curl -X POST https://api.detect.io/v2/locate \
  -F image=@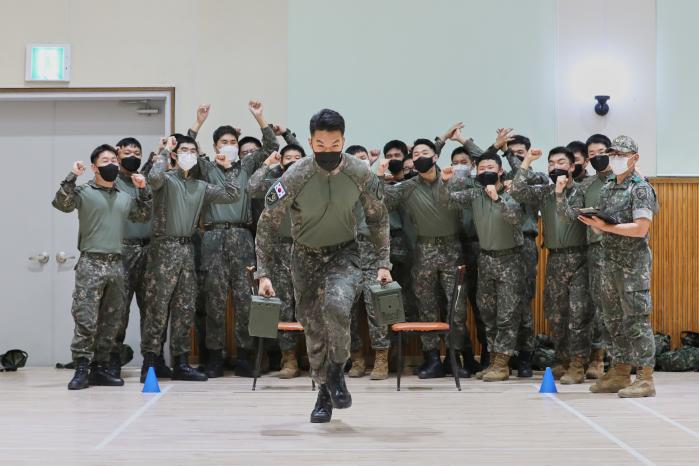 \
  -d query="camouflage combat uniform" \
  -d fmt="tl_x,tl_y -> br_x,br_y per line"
52,172 -> 151,362
141,151 -> 240,358
256,155 -> 390,384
